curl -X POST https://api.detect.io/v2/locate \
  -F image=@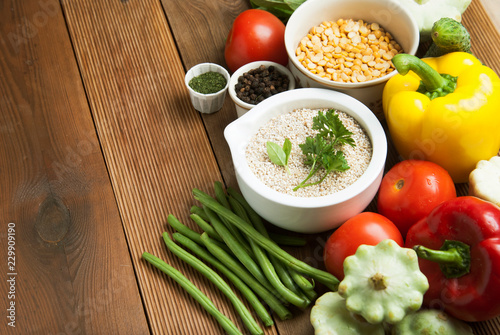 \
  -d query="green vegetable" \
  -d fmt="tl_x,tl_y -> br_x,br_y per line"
203,205 -> 271,291
226,186 -> 307,247
171,232 -> 275,326
167,214 -> 231,254
190,205 -> 210,221
214,181 -> 254,257
193,187 -> 340,291
392,309 -> 474,335
310,292 -> 386,335
188,71 -> 227,94
268,232 -> 307,247
161,232 -> 263,335
338,239 -> 429,324
190,213 -> 223,242
142,252 -> 243,335
424,18 -> 471,58
249,0 -> 305,21
266,138 -> 292,174
313,109 -> 356,147
227,187 -> 316,299
294,109 -> 354,191
228,196 -> 310,308
199,232 -> 293,320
